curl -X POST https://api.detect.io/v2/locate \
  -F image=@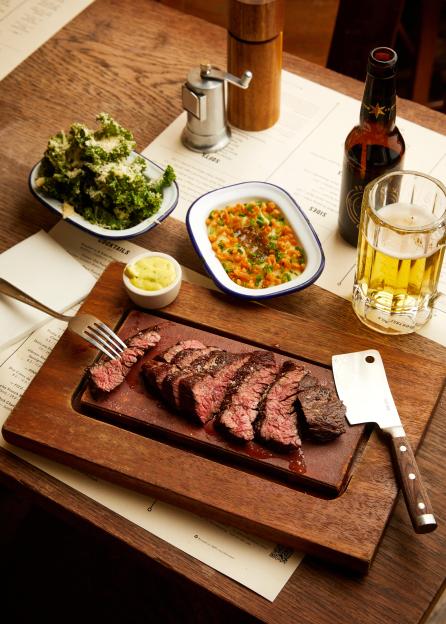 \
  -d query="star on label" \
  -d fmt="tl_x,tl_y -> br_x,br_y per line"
369,103 -> 386,118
